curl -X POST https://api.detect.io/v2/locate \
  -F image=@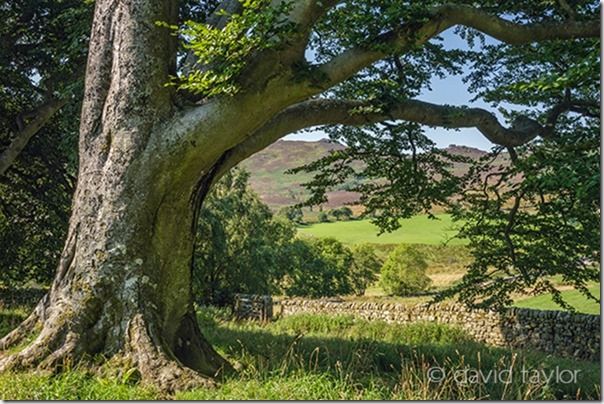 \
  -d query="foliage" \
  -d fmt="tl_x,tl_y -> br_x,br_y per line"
291,123 -> 466,233
194,168 -> 296,305
277,205 -> 304,224
329,206 -> 353,221
282,237 -> 353,298
0,125 -> 76,287
0,0 -> 599,320
194,169 -> 366,303
0,1 -> 91,287
317,211 -> 329,223
173,0 -> 295,97
292,1 -> 600,309
434,35 -> 601,311
349,244 -> 382,296
380,245 -> 431,296
0,1 -> 91,109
